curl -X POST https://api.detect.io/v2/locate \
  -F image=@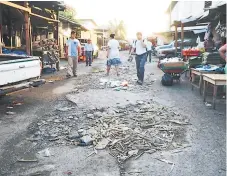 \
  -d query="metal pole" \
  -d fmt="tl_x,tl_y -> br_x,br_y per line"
175,24 -> 178,55
103,28 -> 104,46
181,23 -> 184,53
